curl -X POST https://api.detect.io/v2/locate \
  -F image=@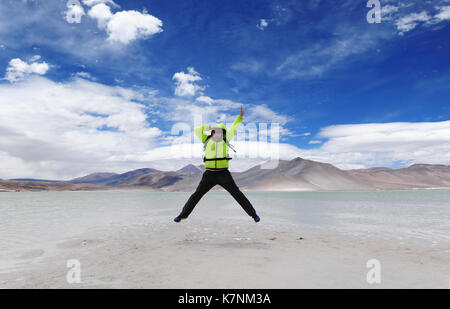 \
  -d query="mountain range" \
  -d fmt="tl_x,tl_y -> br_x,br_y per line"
1,157 -> 450,192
